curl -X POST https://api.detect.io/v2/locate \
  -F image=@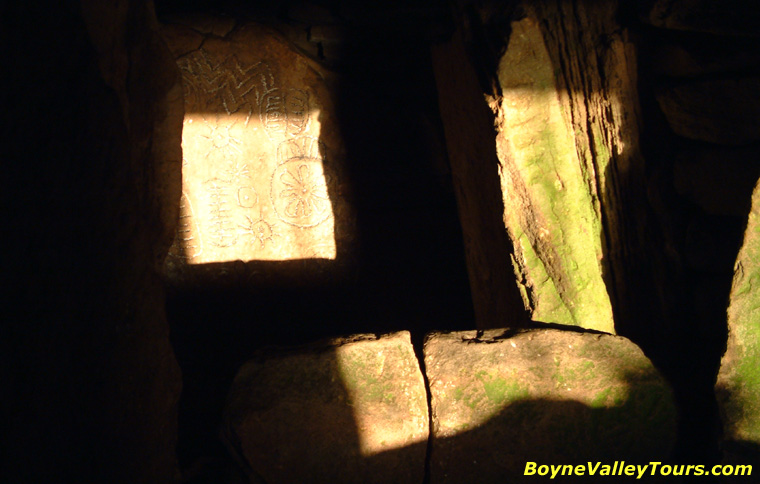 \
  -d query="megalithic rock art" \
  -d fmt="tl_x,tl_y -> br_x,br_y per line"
161,19 -> 356,285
